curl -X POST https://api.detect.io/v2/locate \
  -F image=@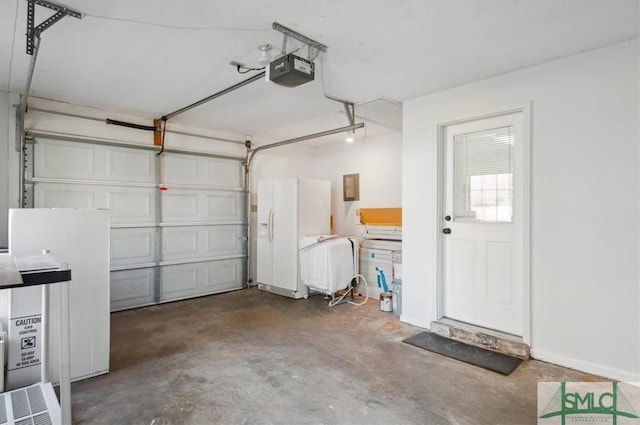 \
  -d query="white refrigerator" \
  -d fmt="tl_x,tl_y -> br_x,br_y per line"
257,178 -> 330,299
